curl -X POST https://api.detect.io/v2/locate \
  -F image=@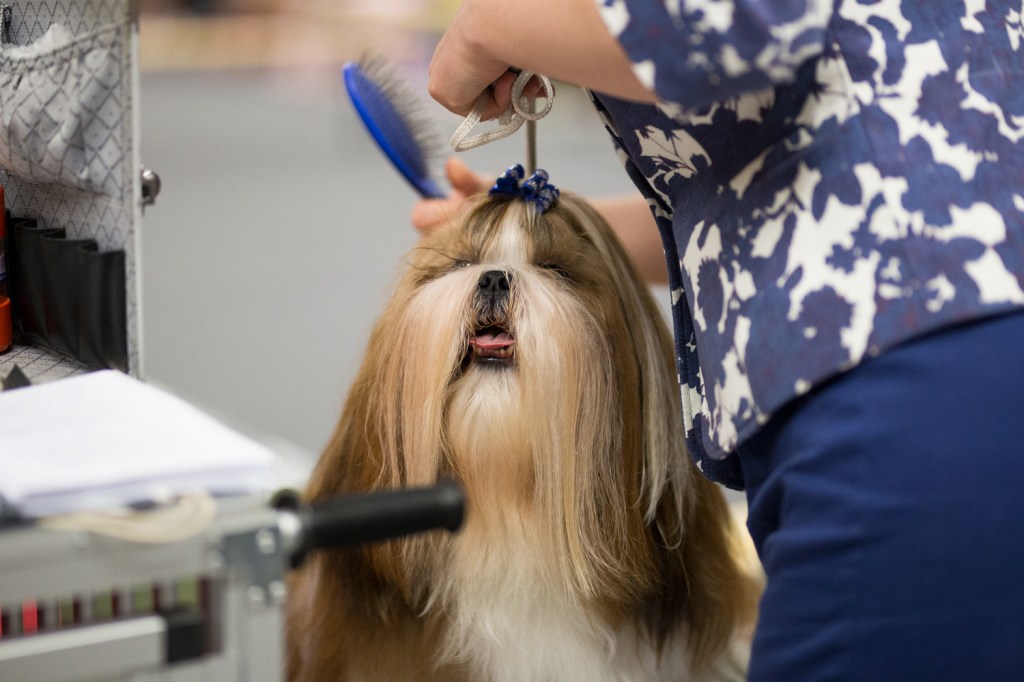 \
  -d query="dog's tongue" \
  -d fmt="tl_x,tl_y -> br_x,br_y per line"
472,330 -> 514,350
